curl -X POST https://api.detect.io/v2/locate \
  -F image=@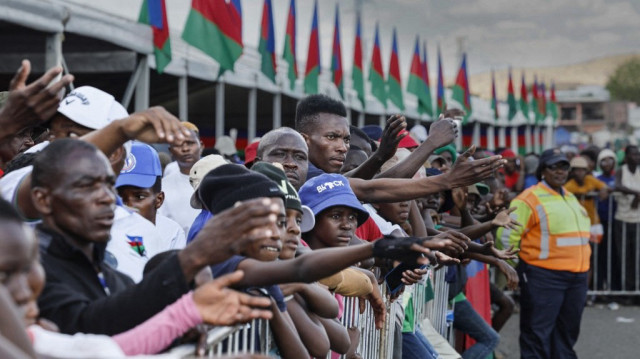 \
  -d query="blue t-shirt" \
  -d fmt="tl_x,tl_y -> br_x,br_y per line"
596,173 -> 616,223
306,162 -> 325,181
186,209 -> 212,244
523,174 -> 538,190
210,255 -> 287,312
